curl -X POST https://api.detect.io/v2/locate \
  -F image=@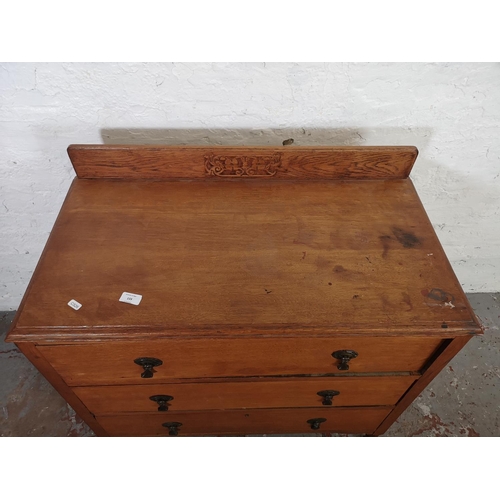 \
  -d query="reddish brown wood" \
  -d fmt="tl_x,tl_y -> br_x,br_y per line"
37,337 -> 443,386
372,336 -> 473,436
67,145 -> 419,180
15,342 -> 108,437
7,178 -> 481,342
74,375 -> 419,414
6,144 -> 481,437
97,406 -> 392,436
